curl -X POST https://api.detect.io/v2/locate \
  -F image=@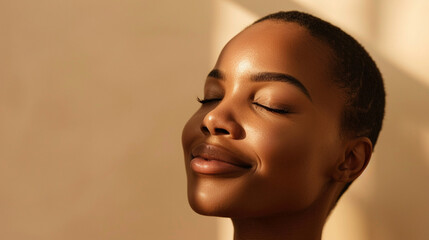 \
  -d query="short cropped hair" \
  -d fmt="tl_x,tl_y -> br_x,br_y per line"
254,11 -> 385,199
